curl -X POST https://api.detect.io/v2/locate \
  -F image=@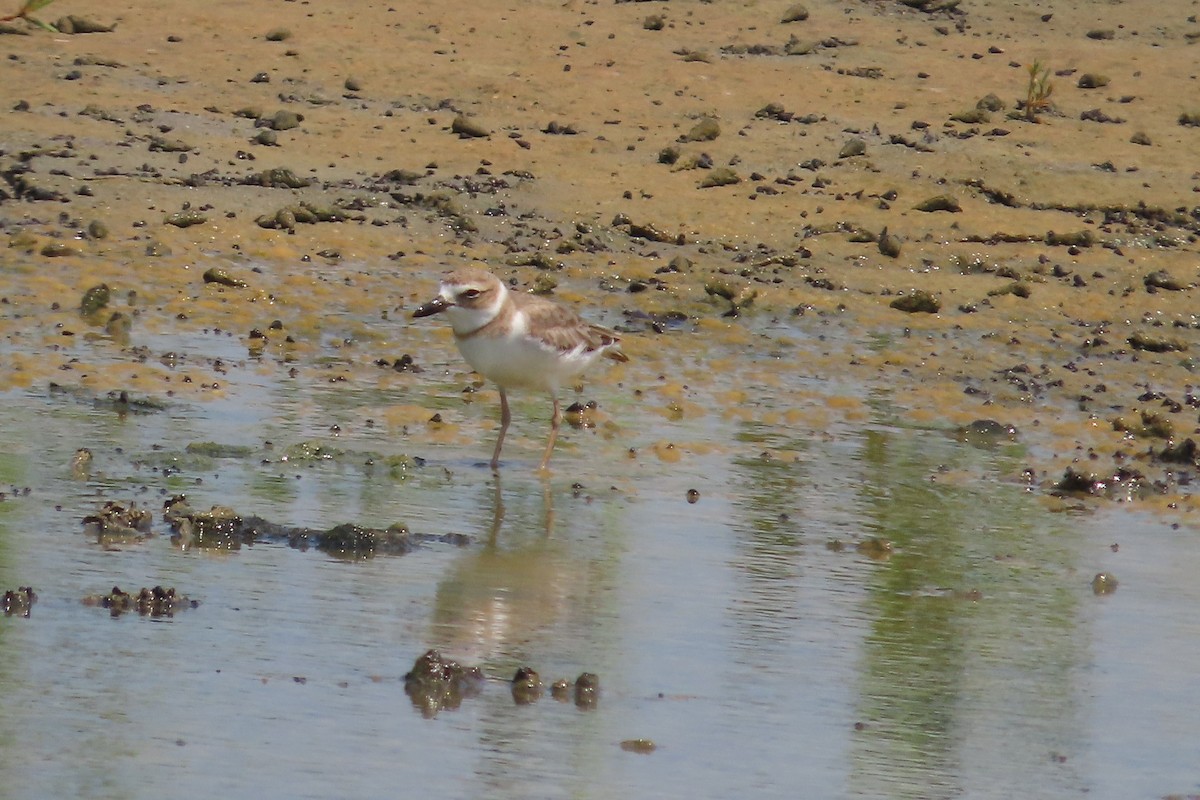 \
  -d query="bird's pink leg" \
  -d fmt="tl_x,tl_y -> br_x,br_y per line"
490,387 -> 511,470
